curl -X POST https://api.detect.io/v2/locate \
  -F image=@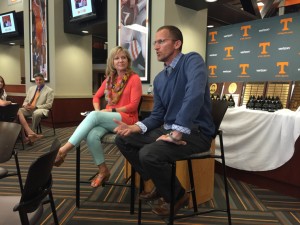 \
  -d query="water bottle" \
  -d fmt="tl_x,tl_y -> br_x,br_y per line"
147,84 -> 153,95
